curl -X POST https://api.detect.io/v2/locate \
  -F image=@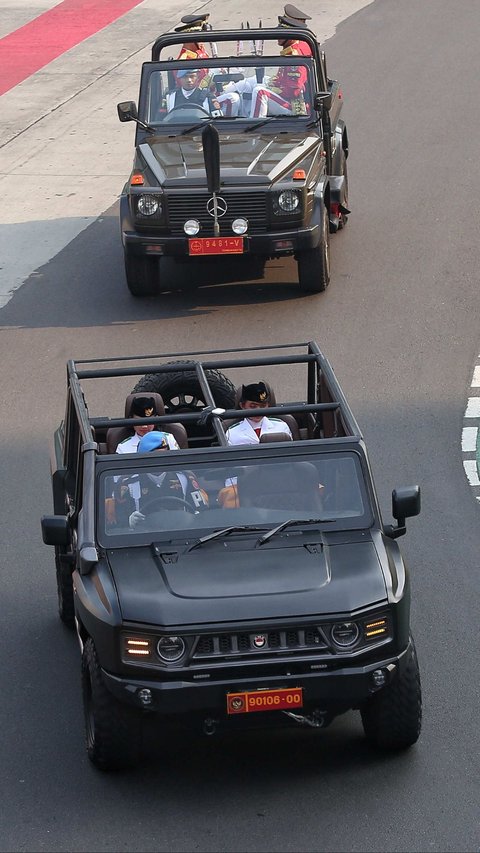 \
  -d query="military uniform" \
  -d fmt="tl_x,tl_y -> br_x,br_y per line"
139,470 -> 208,512
226,417 -> 293,445
247,12 -> 311,118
